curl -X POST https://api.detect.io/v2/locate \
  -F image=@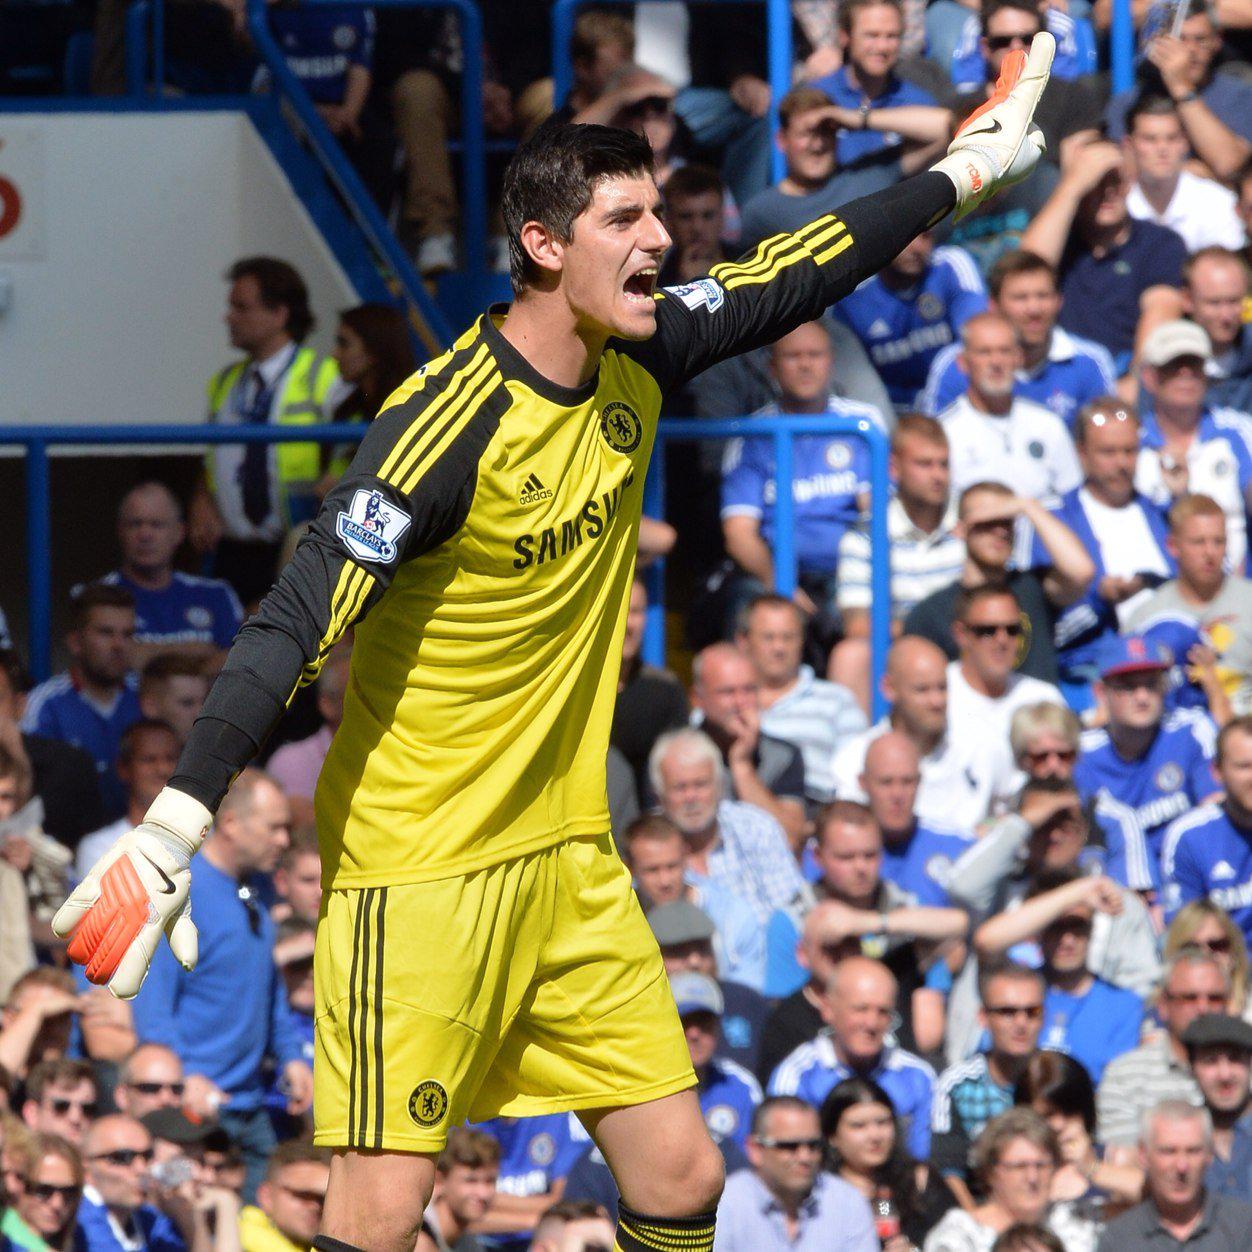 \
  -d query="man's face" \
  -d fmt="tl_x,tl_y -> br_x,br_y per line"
825,968 -> 895,1064
0,667 -> 23,724
842,3 -> 903,80
660,939 -> 717,978
86,1124 -> 154,1213
1220,728 -> 1252,815
742,604 -> 804,690
1144,357 -> 1208,414
665,190 -> 723,254
552,1216 -> 617,1251
261,1161 -> 329,1246
884,652 -> 948,741
995,270 -> 1060,352
234,781 -> 292,875
275,850 -> 323,923
630,835 -> 686,905
1018,731 -> 1077,781
962,321 -> 1021,401
1174,13 -> 1220,85
437,1162 -> 498,1228
1127,112 -> 1189,183
70,607 -> 135,687
554,174 -> 671,343
119,728 -> 179,813
1171,513 -> 1227,593
120,1050 -> 184,1120
1040,908 -> 1092,976
118,489 -> 183,575
282,955 -> 315,1015
225,275 -> 288,355
1192,1044 -> 1252,1115
658,752 -> 721,835
892,433 -> 950,512
779,109 -> 838,186
960,490 -> 1015,569
887,232 -> 934,283
1142,1116 -> 1211,1210
141,675 -> 209,743
982,7 -> 1041,78
1079,415 -> 1140,507
981,974 -> 1045,1059
813,822 -> 881,904
27,1079 -> 97,1145
694,653 -> 760,734
1025,803 -> 1086,873
955,594 -> 1023,687
1160,964 -> 1230,1040
622,580 -> 647,665
1099,670 -> 1167,734
1186,256 -> 1248,353
770,323 -> 834,410
0,776 -> 20,821
860,750 -> 920,834
16,1153 -> 79,1241
1077,161 -> 1130,233
575,38 -> 632,96
749,1105 -> 824,1200
682,1009 -> 720,1069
